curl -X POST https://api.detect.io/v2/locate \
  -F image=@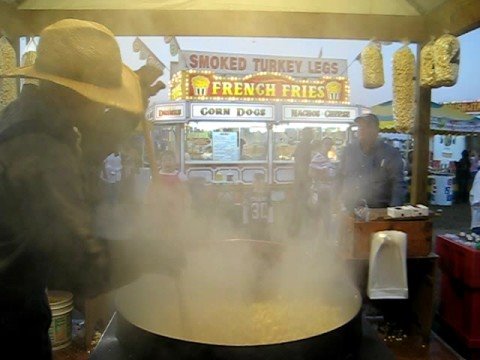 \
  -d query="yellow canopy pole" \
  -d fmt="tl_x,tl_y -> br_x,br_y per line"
141,119 -> 160,184
411,44 -> 431,205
